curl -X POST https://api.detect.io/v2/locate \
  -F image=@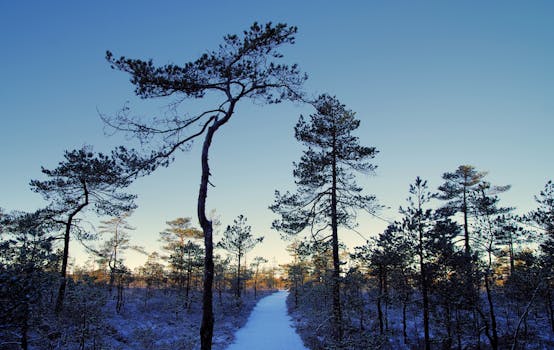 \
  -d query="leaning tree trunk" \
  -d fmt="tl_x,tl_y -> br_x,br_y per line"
199,108 -> 234,350
55,185 -> 88,314
198,122 -> 216,350
55,218 -> 74,314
